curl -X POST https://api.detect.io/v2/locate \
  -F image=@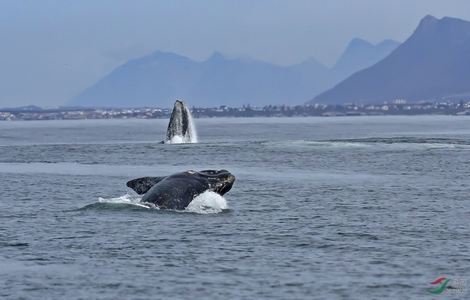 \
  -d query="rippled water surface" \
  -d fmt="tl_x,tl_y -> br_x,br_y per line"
1,116 -> 469,299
